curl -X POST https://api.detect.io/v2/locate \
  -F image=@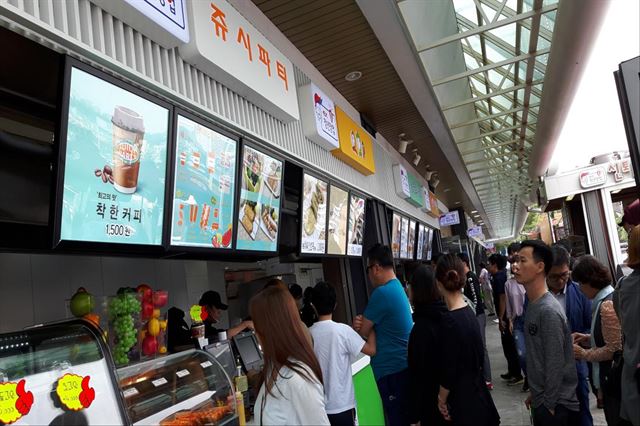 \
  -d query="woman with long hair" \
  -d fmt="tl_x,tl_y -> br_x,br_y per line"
614,225 -> 640,426
571,255 -> 628,426
407,264 -> 448,426
435,255 -> 499,426
250,286 -> 329,425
